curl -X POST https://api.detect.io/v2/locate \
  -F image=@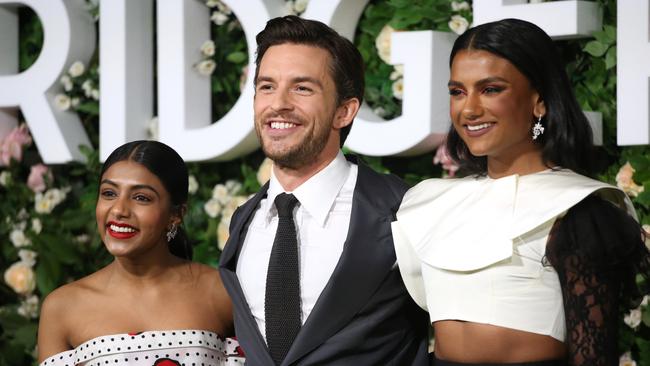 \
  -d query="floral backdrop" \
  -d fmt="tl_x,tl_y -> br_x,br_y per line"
0,0 -> 648,365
